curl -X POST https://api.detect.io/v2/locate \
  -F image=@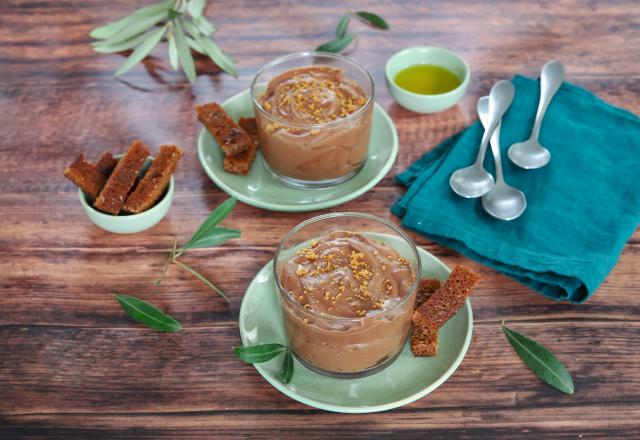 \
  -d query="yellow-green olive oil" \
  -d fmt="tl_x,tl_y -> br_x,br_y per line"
394,64 -> 461,95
